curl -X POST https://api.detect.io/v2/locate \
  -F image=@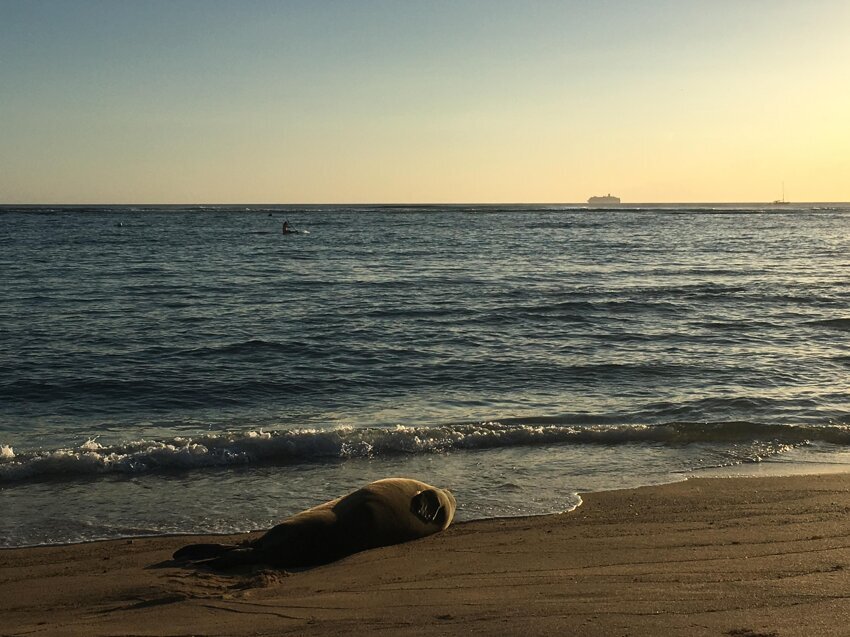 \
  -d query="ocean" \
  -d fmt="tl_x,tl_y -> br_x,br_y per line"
2,203 -> 849,548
